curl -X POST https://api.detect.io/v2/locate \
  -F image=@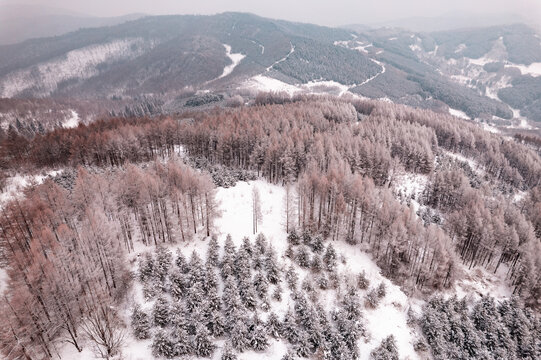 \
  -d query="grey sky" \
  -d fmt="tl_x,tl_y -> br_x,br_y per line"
2,0 -> 540,27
